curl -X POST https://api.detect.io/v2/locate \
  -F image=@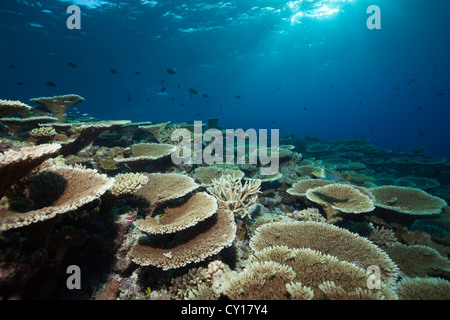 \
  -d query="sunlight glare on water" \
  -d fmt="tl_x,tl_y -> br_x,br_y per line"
287,0 -> 354,24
